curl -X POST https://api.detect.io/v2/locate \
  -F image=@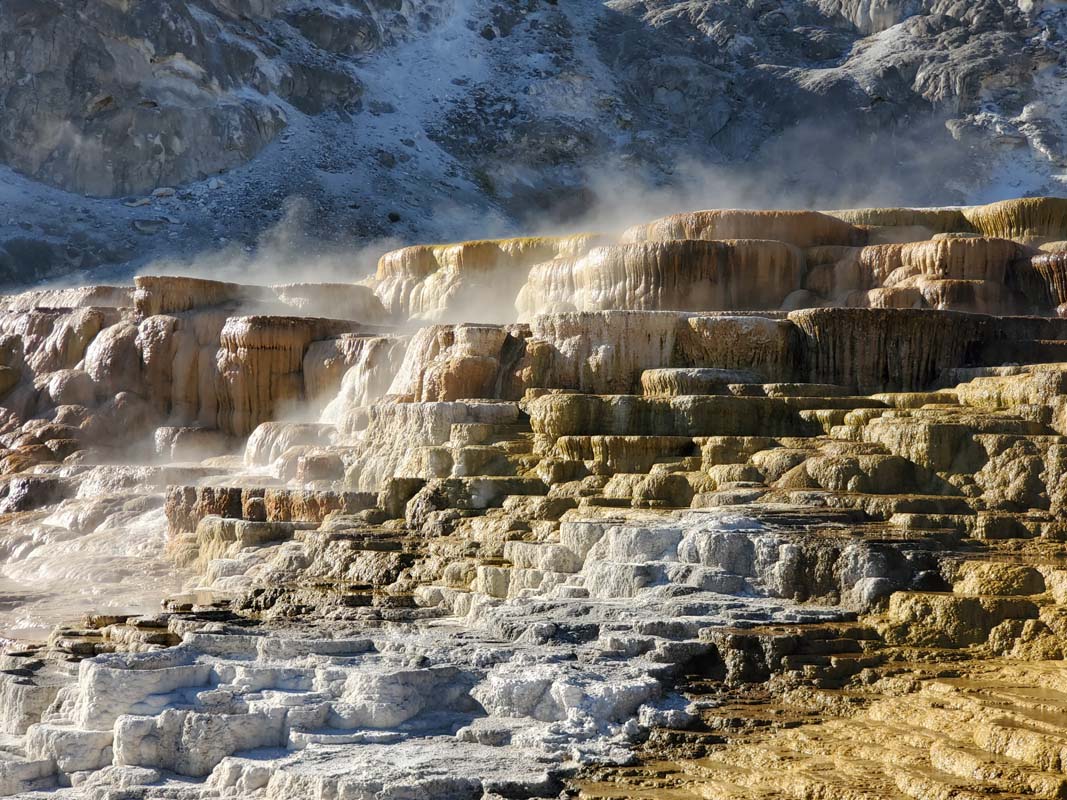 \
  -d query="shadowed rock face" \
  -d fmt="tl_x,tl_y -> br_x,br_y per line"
0,0 -> 447,197
0,0 -> 286,197
4,199 -> 1067,798
3,0 -> 1054,198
